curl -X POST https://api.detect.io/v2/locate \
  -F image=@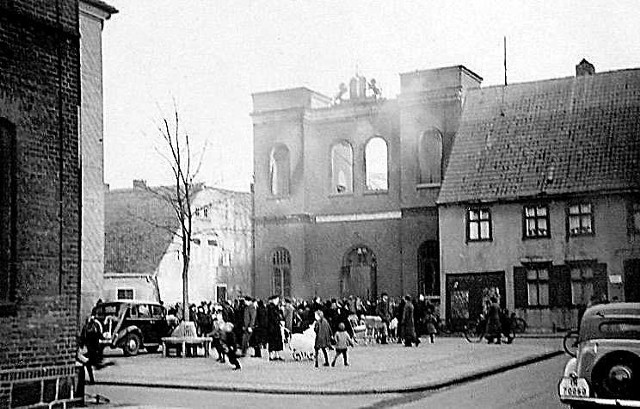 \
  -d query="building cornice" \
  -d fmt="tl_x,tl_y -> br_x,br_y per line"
398,86 -> 463,108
